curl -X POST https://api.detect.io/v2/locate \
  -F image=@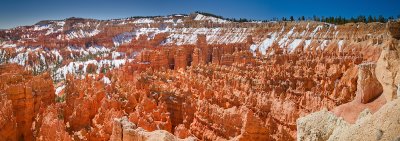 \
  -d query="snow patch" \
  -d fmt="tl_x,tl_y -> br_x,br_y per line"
66,29 -> 101,40
54,59 -> 132,81
102,77 -> 111,84
2,44 -> 17,48
256,32 -> 277,55
133,18 -> 154,24
55,85 -> 65,95
288,39 -> 302,52
304,40 -> 312,49
194,14 -> 228,23
310,25 -> 323,37
113,32 -> 135,46
338,40 -> 344,52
